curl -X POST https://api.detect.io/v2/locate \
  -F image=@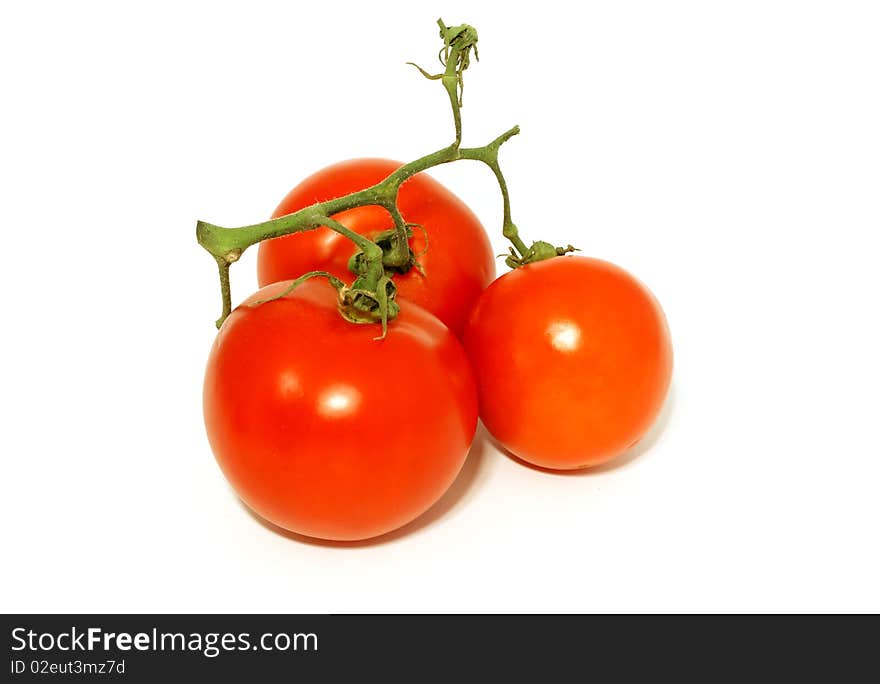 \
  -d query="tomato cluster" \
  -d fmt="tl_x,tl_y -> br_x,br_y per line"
204,161 -> 672,541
